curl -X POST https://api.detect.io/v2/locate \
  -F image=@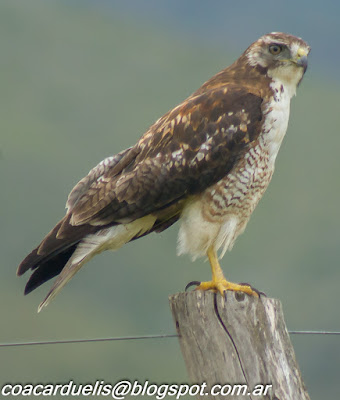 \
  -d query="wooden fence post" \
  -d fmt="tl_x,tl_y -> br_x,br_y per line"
169,291 -> 310,400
